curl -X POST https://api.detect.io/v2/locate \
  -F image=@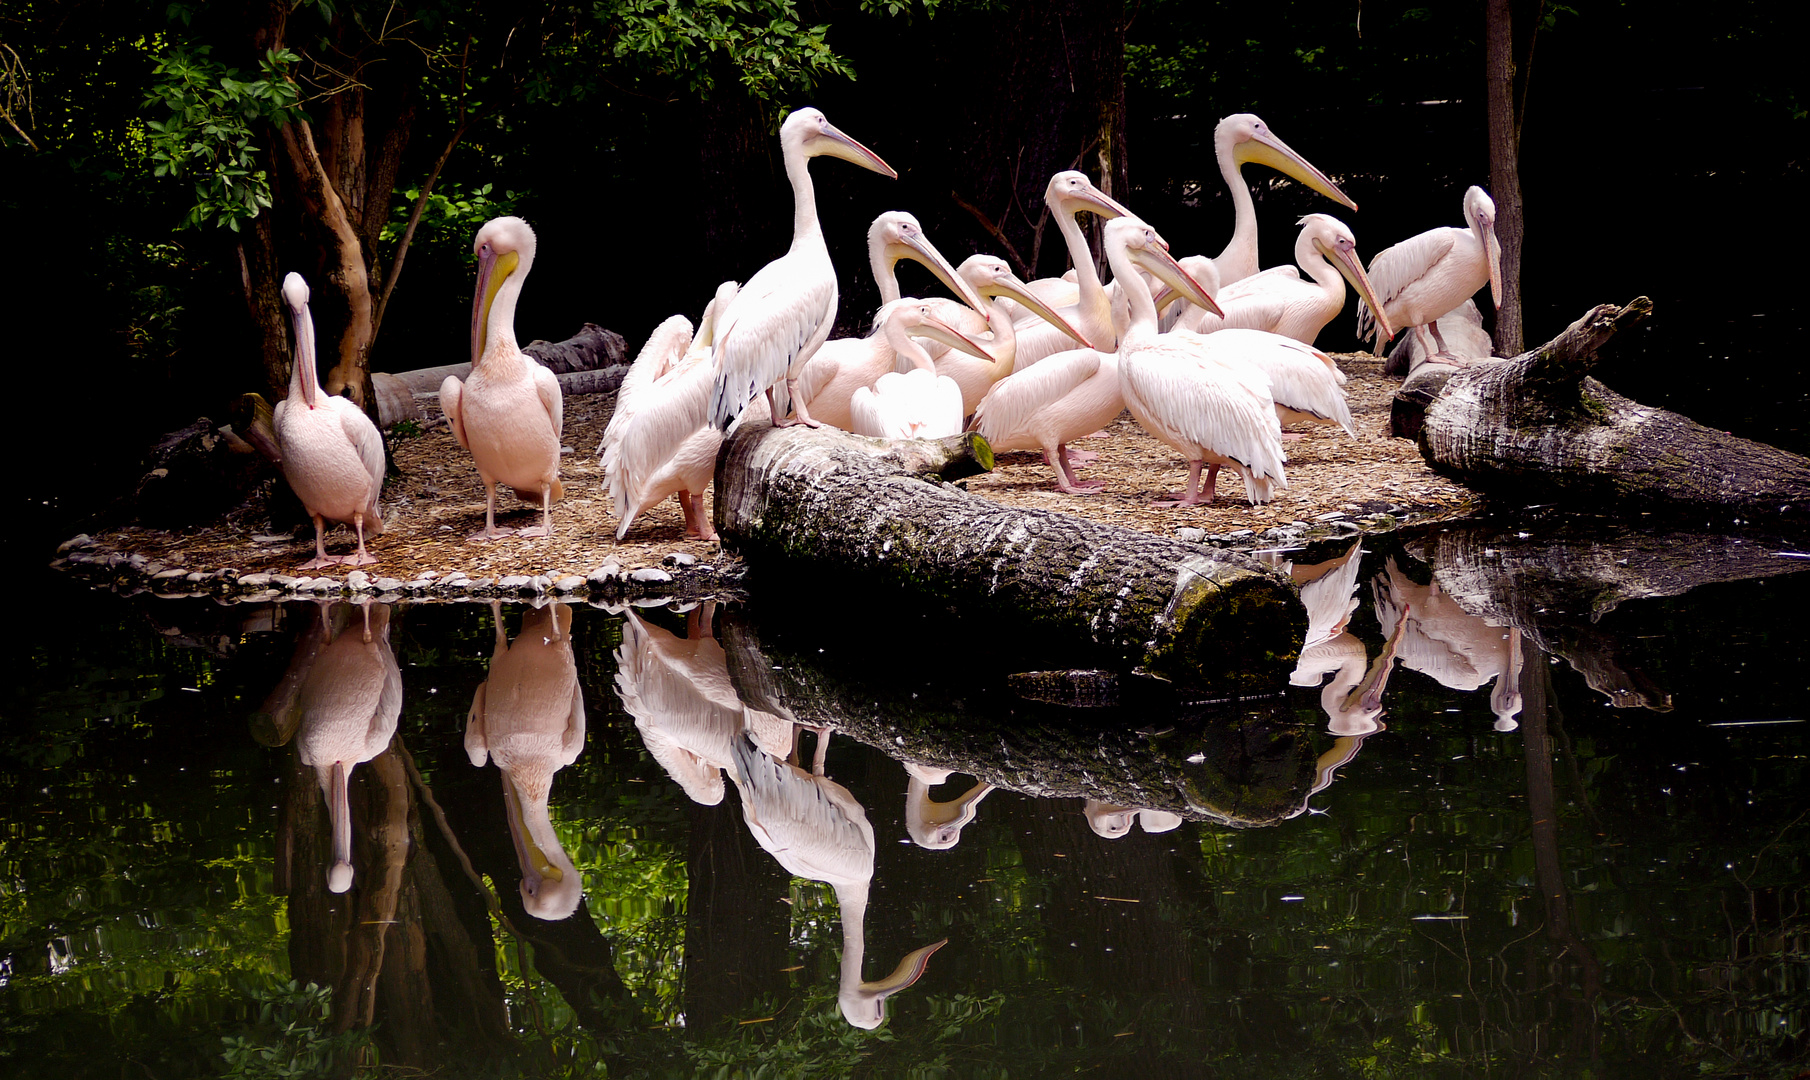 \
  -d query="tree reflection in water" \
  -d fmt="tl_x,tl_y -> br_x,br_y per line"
4,523 -> 1809,1076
